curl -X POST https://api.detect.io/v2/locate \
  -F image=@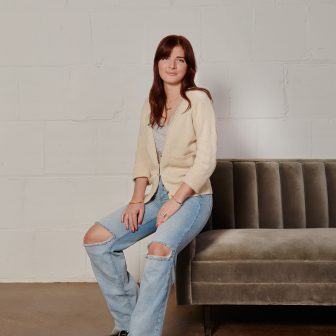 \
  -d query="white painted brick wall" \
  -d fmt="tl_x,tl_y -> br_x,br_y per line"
0,0 -> 335,282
